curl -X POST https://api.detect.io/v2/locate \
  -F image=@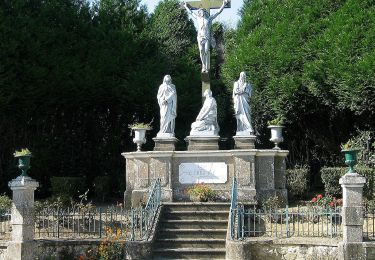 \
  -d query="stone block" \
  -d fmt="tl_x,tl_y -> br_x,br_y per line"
153,137 -> 178,151
185,136 -> 219,150
256,156 -> 275,190
338,242 -> 365,260
343,226 -> 363,243
342,206 -> 363,226
274,156 -> 286,189
233,135 -> 256,149
234,155 -> 255,187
